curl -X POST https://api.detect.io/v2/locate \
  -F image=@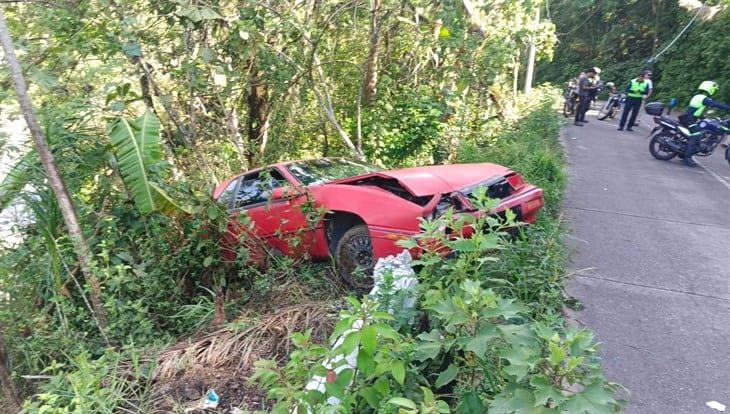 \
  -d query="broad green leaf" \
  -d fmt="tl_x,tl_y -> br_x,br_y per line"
388,397 -> 416,410
109,112 -> 187,215
549,342 -> 567,365
324,381 -> 345,399
415,329 -> 442,361
449,238 -> 477,252
558,382 -> 617,414
371,323 -> 399,340
458,391 -> 485,414
414,340 -> 441,361
372,311 -> 395,321
435,364 -> 459,388
360,325 -> 377,355
362,386 -> 380,409
465,334 -> 490,357
356,350 -> 375,376
530,375 -> 566,407
490,388 -> 558,414
391,360 -> 406,385
340,331 -> 360,355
